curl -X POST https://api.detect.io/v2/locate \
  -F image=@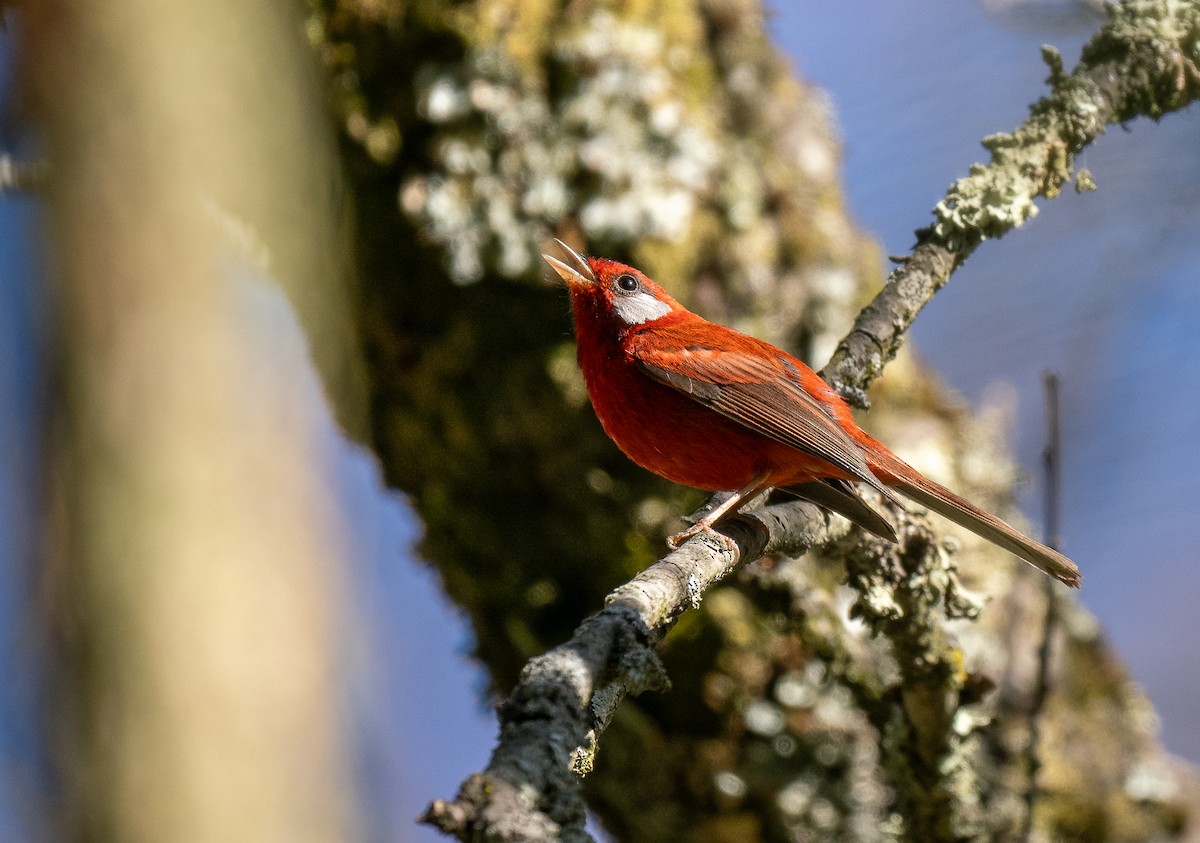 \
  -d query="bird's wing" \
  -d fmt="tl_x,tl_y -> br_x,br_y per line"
630,325 -> 891,496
